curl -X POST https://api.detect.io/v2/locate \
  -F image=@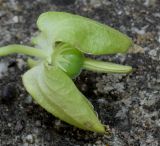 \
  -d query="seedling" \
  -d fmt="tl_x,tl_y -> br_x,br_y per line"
0,12 -> 134,133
